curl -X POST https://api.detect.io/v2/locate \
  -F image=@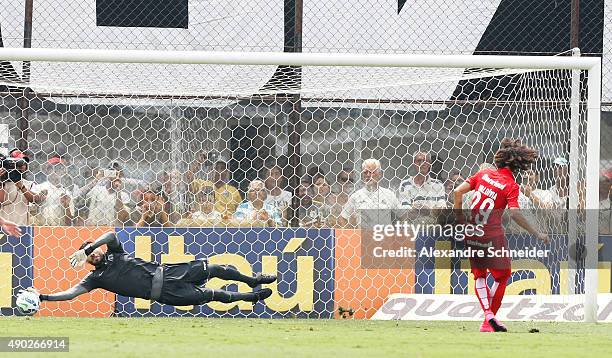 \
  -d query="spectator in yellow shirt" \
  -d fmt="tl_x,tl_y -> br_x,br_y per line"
192,161 -> 241,216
